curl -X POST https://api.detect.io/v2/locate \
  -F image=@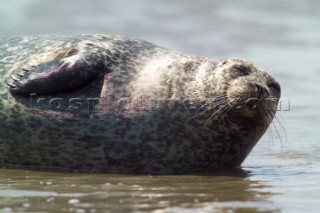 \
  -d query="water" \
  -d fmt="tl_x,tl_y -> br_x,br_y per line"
0,0 -> 320,212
